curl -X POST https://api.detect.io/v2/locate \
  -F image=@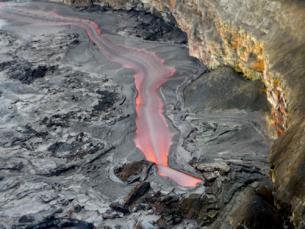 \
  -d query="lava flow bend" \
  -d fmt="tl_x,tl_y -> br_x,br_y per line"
0,3 -> 203,187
